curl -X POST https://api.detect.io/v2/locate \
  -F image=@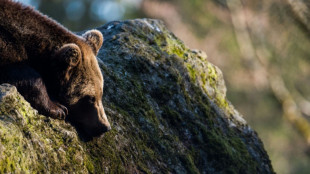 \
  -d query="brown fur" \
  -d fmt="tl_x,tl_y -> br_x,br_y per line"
0,0 -> 110,137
